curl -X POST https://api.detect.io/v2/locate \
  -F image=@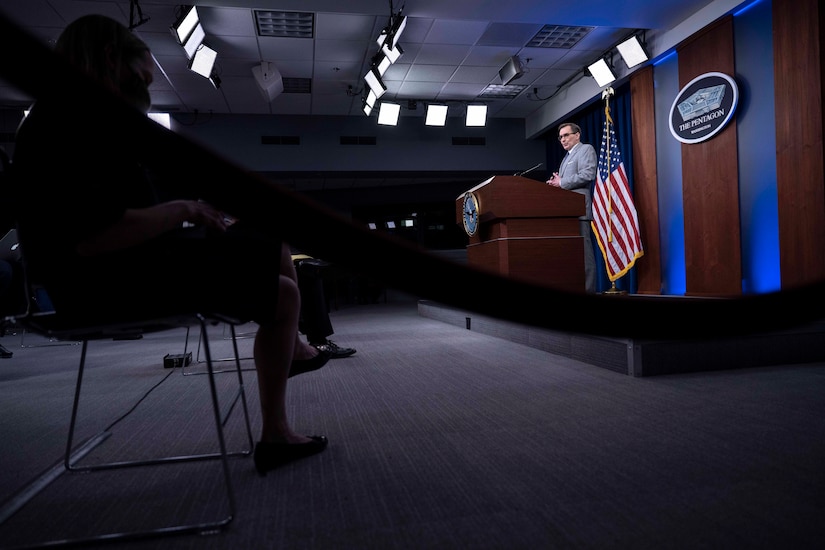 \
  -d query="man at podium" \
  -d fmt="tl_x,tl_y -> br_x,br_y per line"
547,122 -> 597,293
